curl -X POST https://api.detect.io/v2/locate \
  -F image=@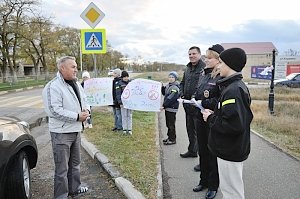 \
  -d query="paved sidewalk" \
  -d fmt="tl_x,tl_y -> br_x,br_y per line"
159,105 -> 300,199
